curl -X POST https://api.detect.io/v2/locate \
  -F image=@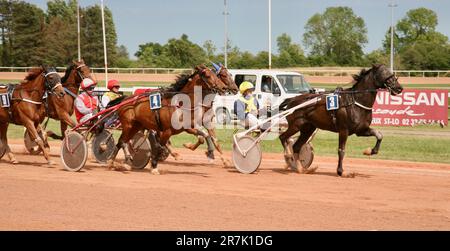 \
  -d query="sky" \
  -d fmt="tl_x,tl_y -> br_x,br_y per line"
28,0 -> 450,58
